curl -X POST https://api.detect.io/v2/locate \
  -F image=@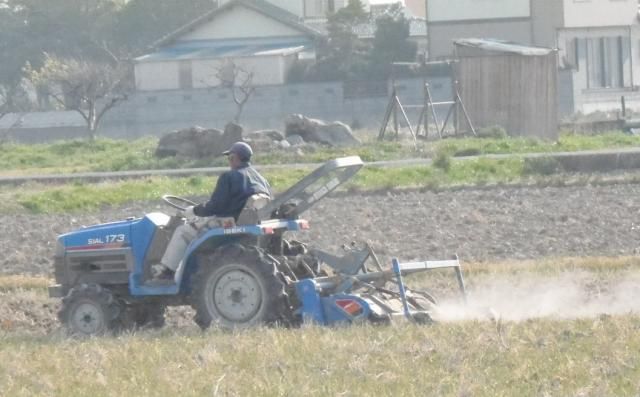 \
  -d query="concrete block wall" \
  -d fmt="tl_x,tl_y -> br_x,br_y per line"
2,77 -> 454,142
101,77 -> 453,138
